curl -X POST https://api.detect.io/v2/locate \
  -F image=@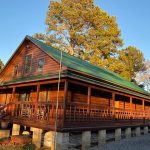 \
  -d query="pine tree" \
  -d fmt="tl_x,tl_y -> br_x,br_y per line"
119,46 -> 146,81
34,0 -> 123,69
